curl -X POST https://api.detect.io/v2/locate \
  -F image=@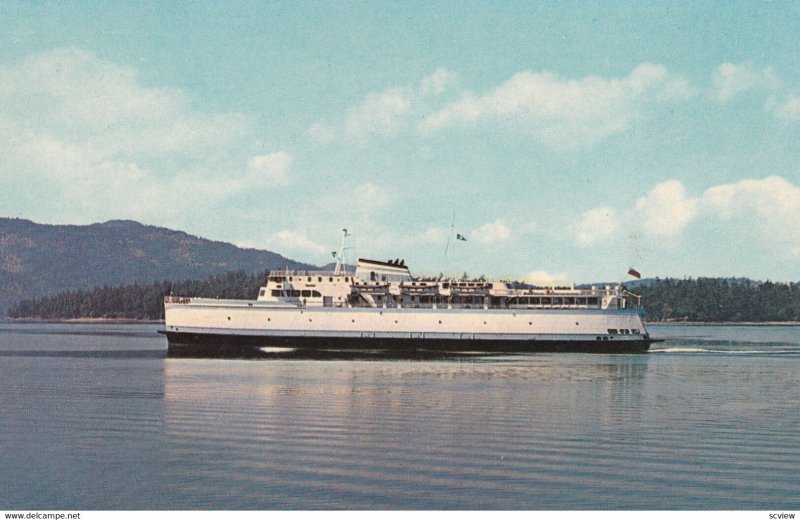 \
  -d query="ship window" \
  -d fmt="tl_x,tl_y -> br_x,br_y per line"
312,290 -> 321,297
632,329 -> 640,334
442,283 -> 449,289
487,283 -> 493,289
588,297 -> 599,305
622,329 -> 630,334
259,289 -> 266,296
608,328 -> 618,334
271,290 -> 281,297
370,271 -> 376,281
565,297 -> 575,305
381,275 -> 387,281
302,290 -> 311,297
318,277 -> 322,282
289,277 -> 293,281
291,290 -> 301,297
345,277 -> 349,282
541,297 -> 551,305
531,297 -> 540,305
329,277 -> 333,282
